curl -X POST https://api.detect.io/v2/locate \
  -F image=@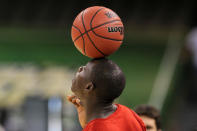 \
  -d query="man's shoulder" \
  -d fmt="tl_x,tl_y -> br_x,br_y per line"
83,120 -> 110,131
118,104 -> 141,117
117,104 -> 146,131
83,104 -> 146,131
116,104 -> 134,114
